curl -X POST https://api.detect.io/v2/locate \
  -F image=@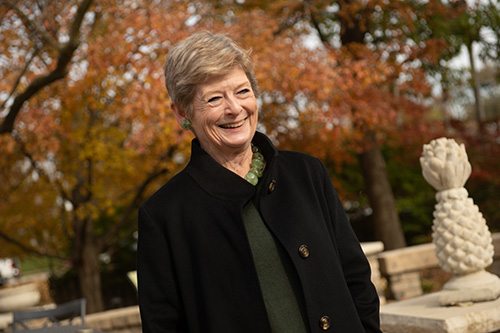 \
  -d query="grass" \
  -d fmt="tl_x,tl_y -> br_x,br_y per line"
19,256 -> 66,276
